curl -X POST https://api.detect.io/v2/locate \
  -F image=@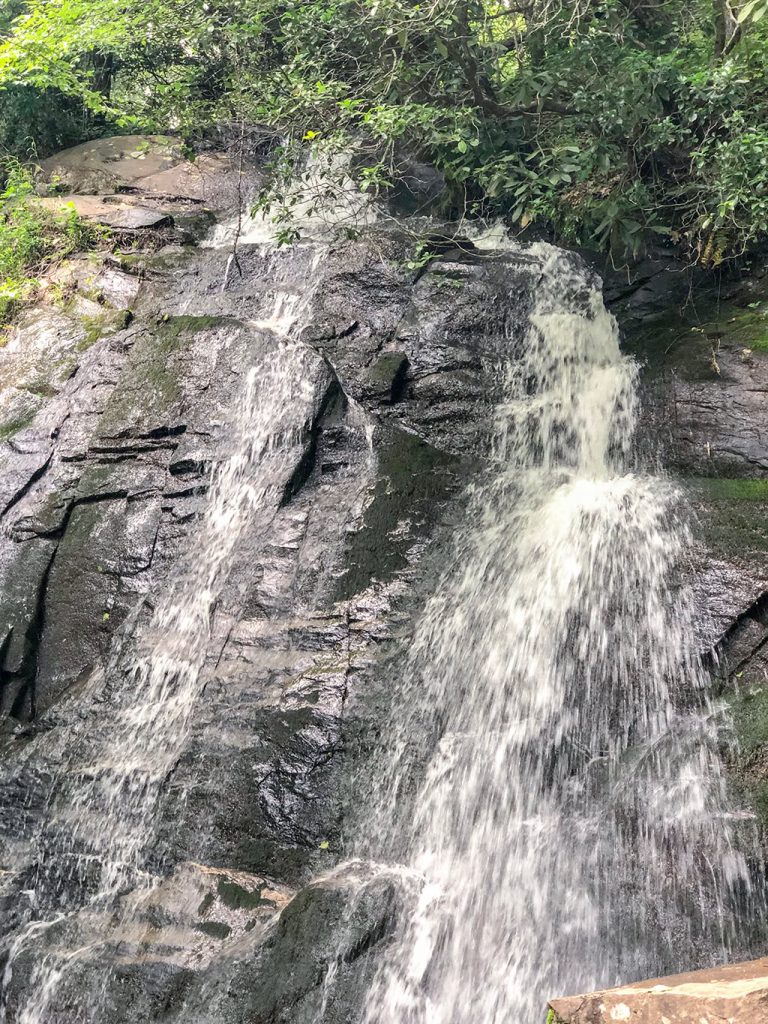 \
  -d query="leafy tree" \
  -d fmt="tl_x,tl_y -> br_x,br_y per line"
1,0 -> 768,260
